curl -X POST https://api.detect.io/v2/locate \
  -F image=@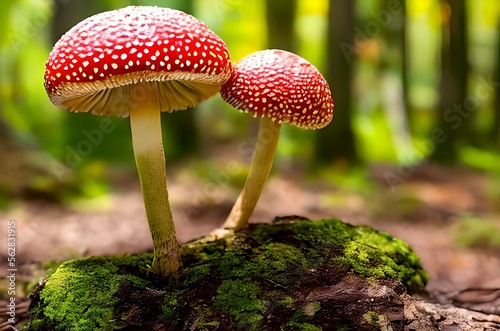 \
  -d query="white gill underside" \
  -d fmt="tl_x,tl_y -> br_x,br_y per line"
51,73 -> 223,116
